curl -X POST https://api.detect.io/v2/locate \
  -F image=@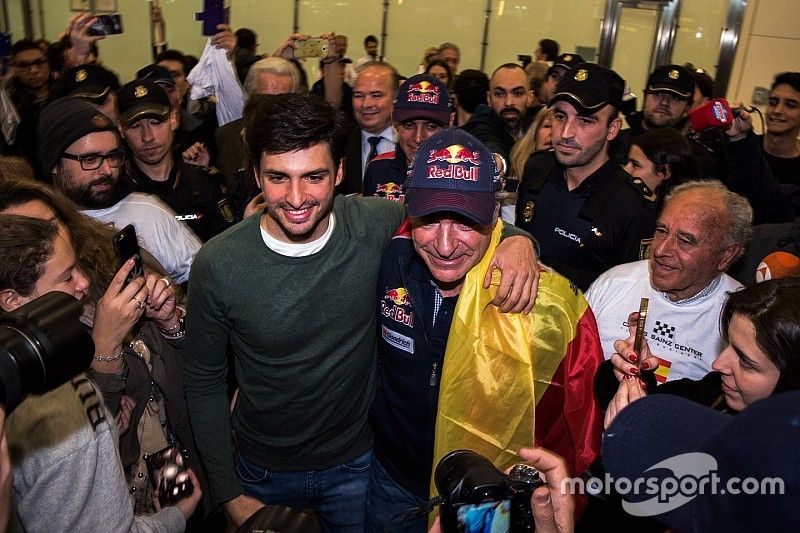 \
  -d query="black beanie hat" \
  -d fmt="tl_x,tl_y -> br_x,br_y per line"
37,97 -> 118,178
